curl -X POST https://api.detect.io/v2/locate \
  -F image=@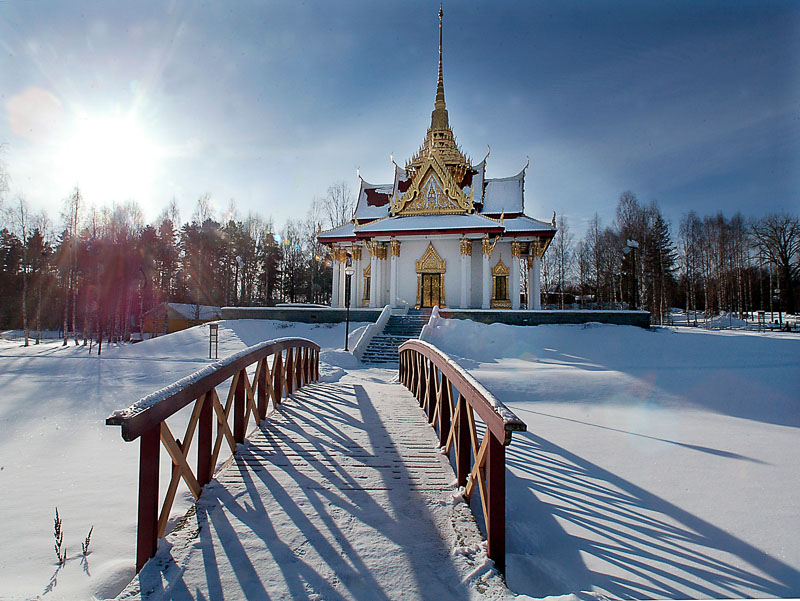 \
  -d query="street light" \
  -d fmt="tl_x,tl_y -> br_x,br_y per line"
235,255 -> 244,306
344,258 -> 354,351
623,239 -> 639,310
